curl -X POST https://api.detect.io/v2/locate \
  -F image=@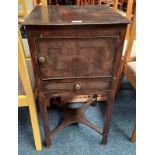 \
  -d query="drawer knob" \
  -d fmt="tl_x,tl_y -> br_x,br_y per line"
75,84 -> 81,90
39,57 -> 46,64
